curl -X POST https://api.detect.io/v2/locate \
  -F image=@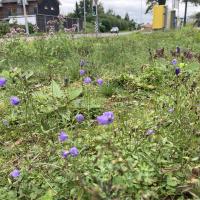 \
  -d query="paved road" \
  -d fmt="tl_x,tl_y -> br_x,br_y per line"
74,31 -> 135,38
